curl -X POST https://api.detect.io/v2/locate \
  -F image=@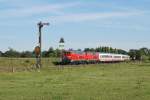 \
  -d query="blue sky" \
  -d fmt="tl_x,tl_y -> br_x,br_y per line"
0,0 -> 150,51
